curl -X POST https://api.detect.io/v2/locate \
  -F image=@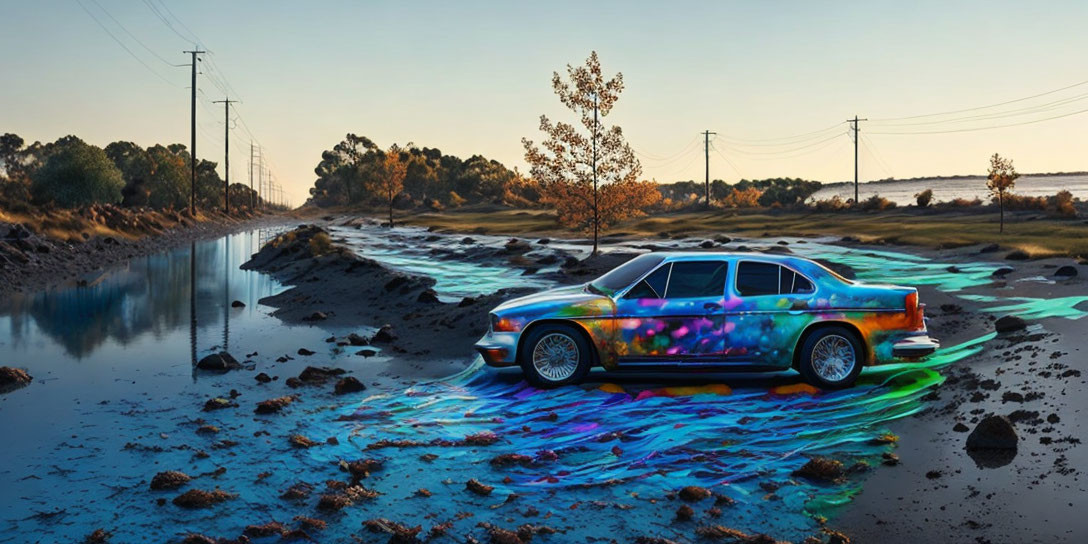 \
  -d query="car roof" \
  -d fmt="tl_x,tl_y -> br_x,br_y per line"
650,251 -> 804,262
